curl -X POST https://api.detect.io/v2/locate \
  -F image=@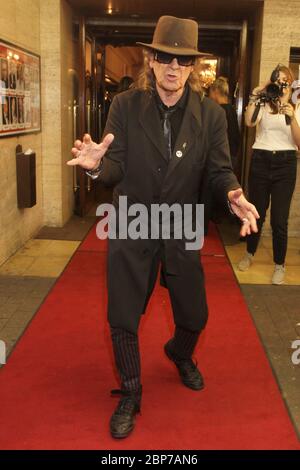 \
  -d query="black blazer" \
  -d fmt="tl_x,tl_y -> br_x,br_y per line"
99,86 -> 240,208
98,86 -> 241,331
